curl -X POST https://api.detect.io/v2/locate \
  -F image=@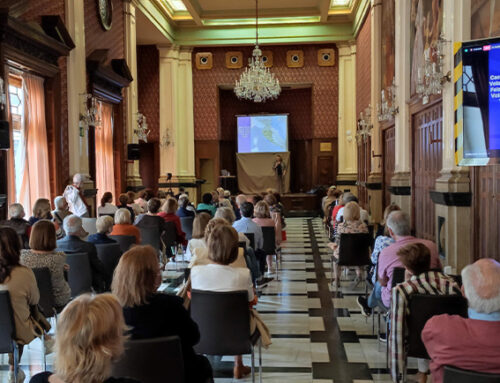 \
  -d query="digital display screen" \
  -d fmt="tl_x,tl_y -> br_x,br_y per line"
237,115 -> 288,153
